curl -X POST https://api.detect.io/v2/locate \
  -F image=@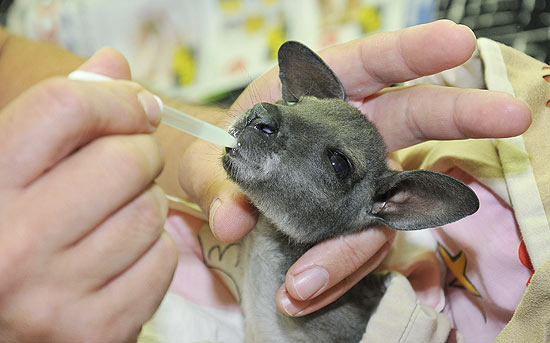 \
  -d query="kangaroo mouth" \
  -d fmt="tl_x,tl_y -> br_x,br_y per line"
225,146 -> 236,156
